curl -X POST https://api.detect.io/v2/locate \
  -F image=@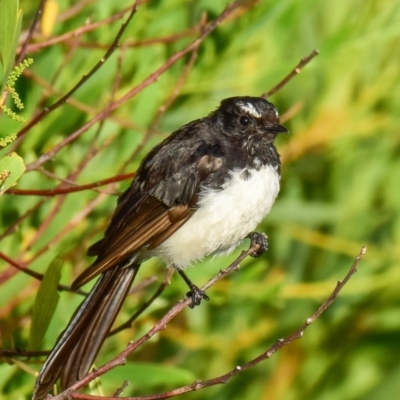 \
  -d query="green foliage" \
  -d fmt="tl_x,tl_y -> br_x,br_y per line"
0,133 -> 16,148
29,258 -> 62,351
104,362 -> 195,393
1,58 -> 34,123
0,0 -> 30,193
1,0 -> 400,399
0,152 -> 25,195
0,0 -> 23,92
